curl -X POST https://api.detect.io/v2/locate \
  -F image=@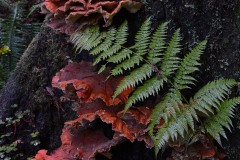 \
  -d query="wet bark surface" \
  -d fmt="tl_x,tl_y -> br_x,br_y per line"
1,0 -> 240,159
